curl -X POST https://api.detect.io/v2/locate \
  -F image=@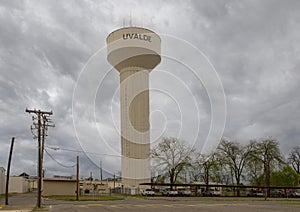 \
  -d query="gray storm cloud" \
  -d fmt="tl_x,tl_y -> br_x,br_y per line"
0,0 -> 299,178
